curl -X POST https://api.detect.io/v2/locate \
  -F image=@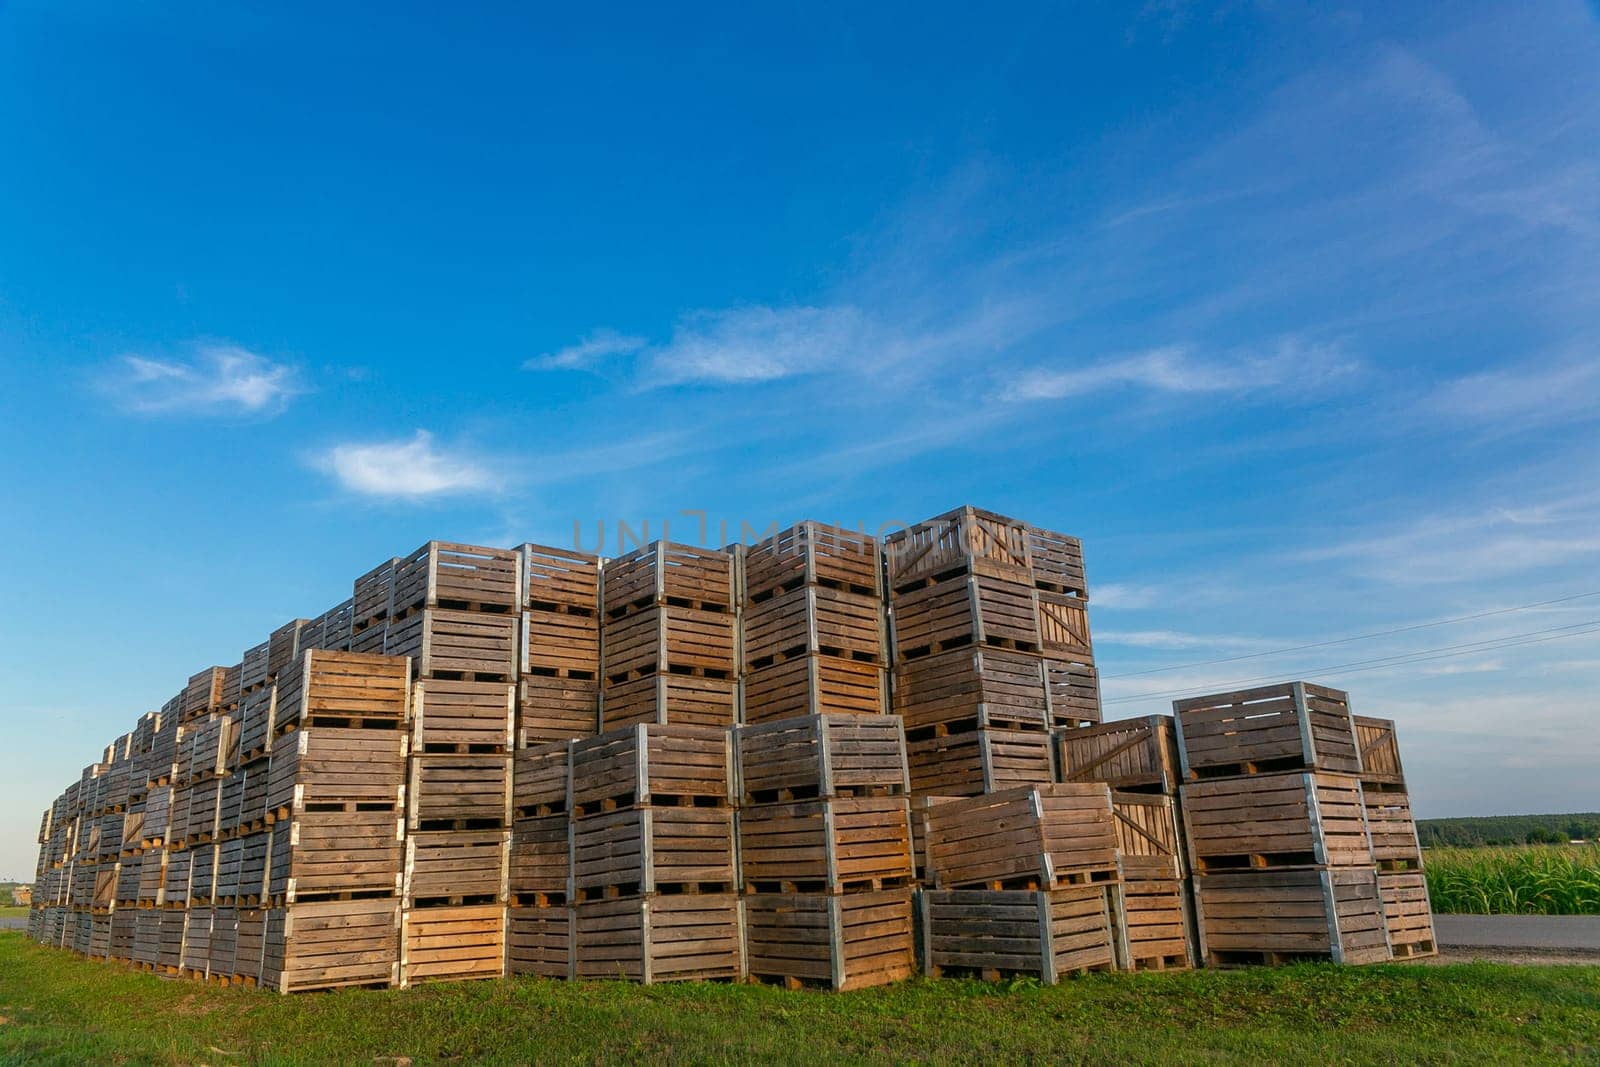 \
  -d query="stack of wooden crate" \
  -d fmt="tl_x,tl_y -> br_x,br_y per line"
1057,715 -> 1194,970
1176,683 -> 1393,966
920,783 -> 1125,982
739,524 -> 888,724
568,724 -> 743,983
736,714 -> 916,989
1355,715 -> 1436,958
600,543 -> 737,729
885,507 -> 1098,795
507,740 -> 575,978
517,543 -> 602,745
